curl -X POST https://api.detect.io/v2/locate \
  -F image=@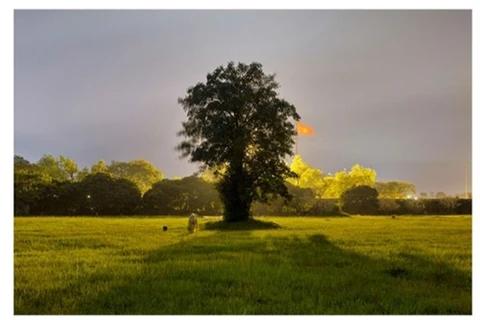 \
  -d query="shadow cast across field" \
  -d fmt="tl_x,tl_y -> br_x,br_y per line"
23,229 -> 471,315
202,219 -> 282,231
